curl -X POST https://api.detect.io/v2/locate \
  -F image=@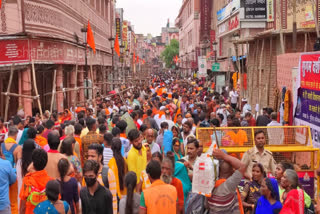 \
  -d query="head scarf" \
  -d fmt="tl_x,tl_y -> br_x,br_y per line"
255,178 -> 282,214
265,177 -> 280,201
